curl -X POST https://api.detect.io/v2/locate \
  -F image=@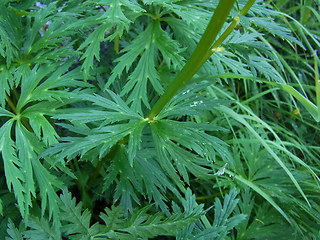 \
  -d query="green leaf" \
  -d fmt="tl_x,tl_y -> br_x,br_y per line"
156,81 -> 228,119
17,61 -> 85,112
16,123 -> 63,223
5,219 -> 23,240
99,205 -> 125,232
106,21 -> 154,88
0,18 -> 18,68
23,217 -> 61,240
108,20 -> 184,111
59,188 -> 99,238
169,2 -> 211,31
0,107 -> 14,117
97,0 -> 145,39
152,20 -> 185,70
0,120 -> 26,218
0,198 -> 2,216
150,119 -> 231,191
15,123 -> 36,215
176,188 -> 245,240
218,105 -> 310,208
78,23 -> 109,77
250,16 -> 301,44
122,44 -> 161,110
103,146 -> 141,213
212,188 -> 243,229
0,66 -> 16,108
142,0 -> 179,4
22,111 -> 59,146
127,120 -> 147,166
97,191 -> 202,239
225,169 -> 292,225
103,147 -> 179,213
